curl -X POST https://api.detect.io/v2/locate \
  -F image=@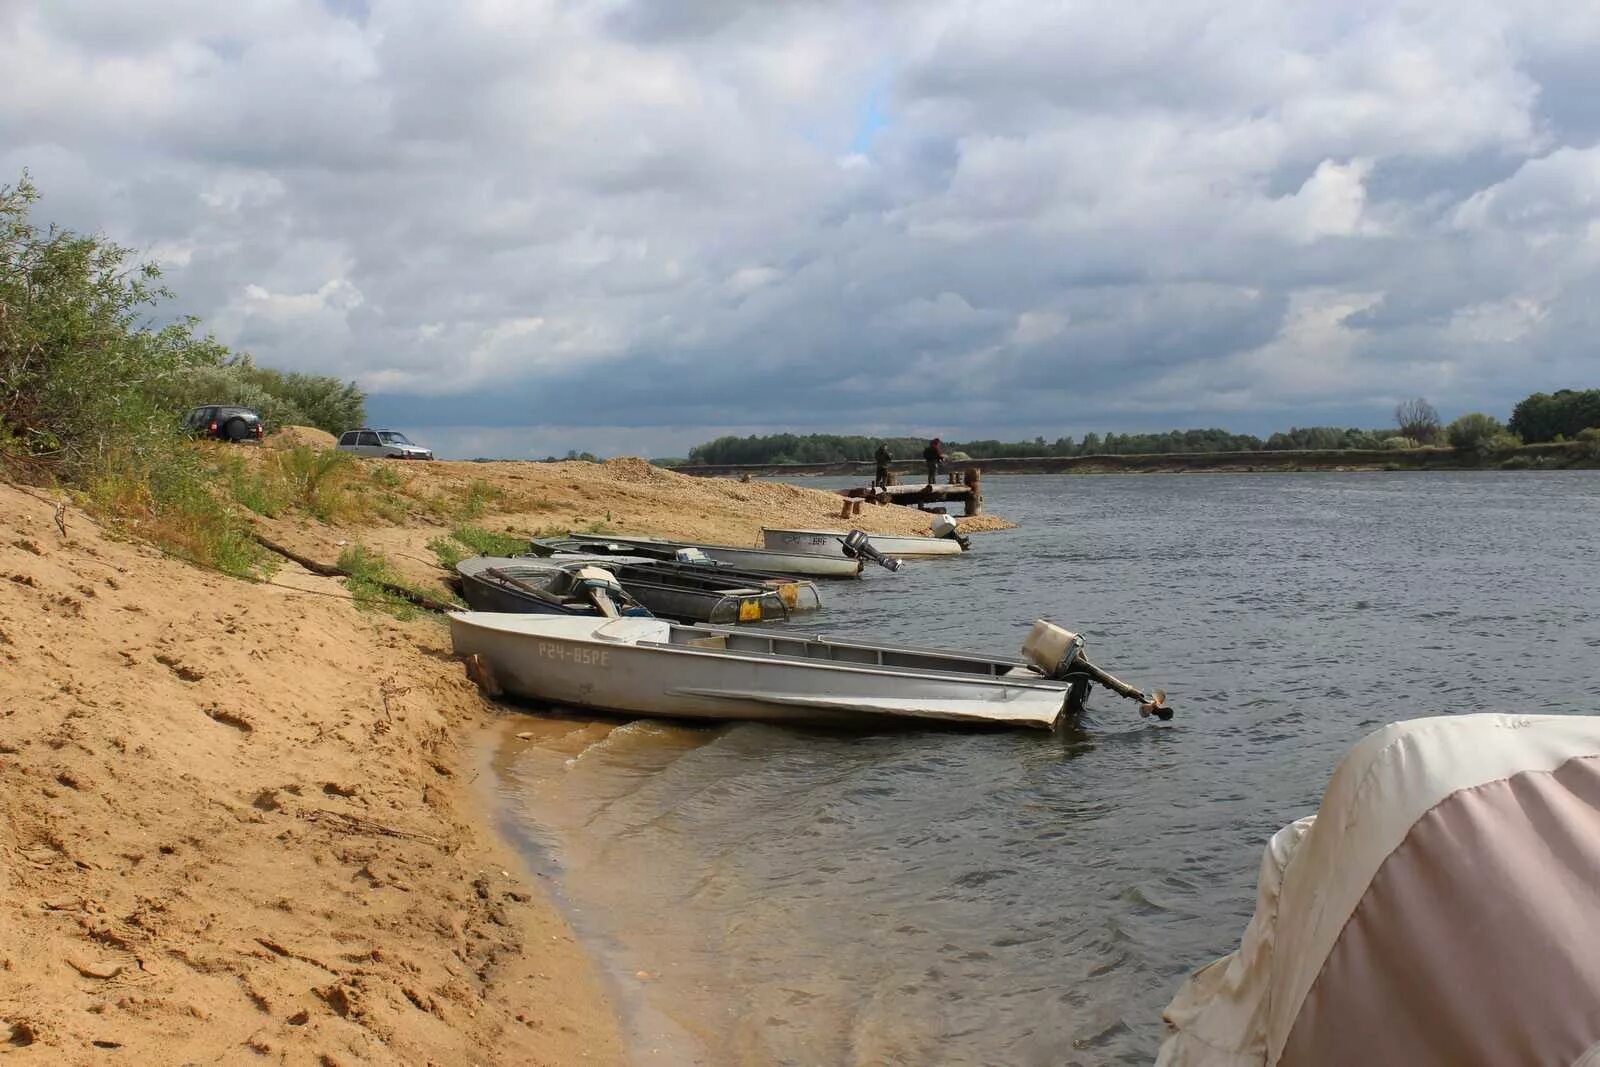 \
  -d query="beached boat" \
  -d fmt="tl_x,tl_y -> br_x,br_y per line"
459,555 -> 819,625
761,527 -> 965,558
455,556 -> 649,618
527,535 -> 865,579
450,614 -> 1170,730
